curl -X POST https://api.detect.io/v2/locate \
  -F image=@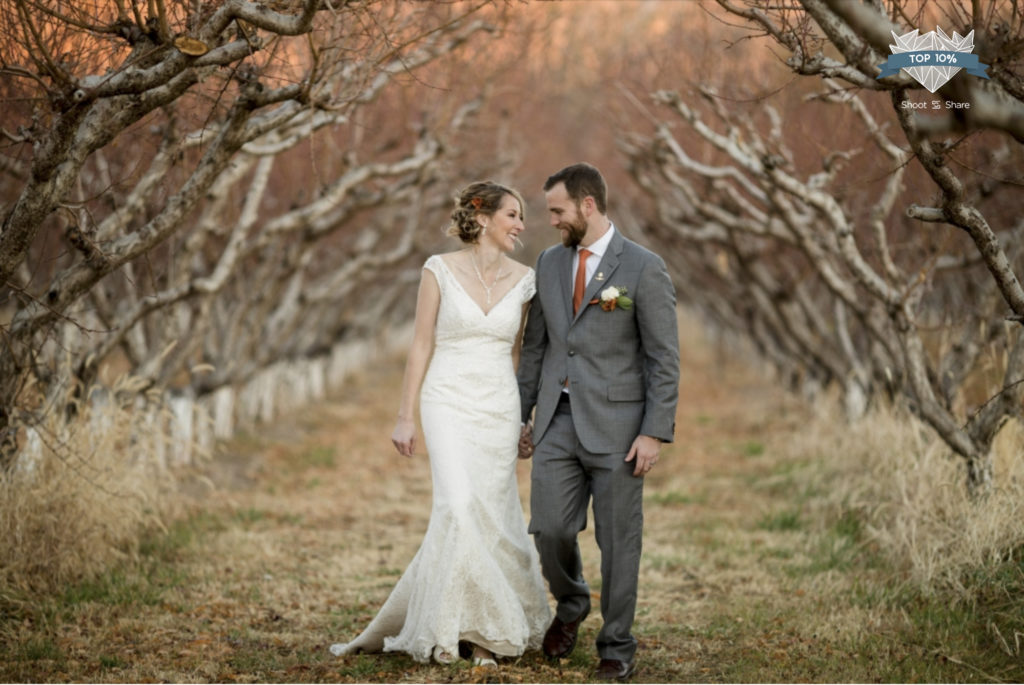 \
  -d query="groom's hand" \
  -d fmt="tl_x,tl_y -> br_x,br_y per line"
626,435 -> 661,477
518,422 -> 534,459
